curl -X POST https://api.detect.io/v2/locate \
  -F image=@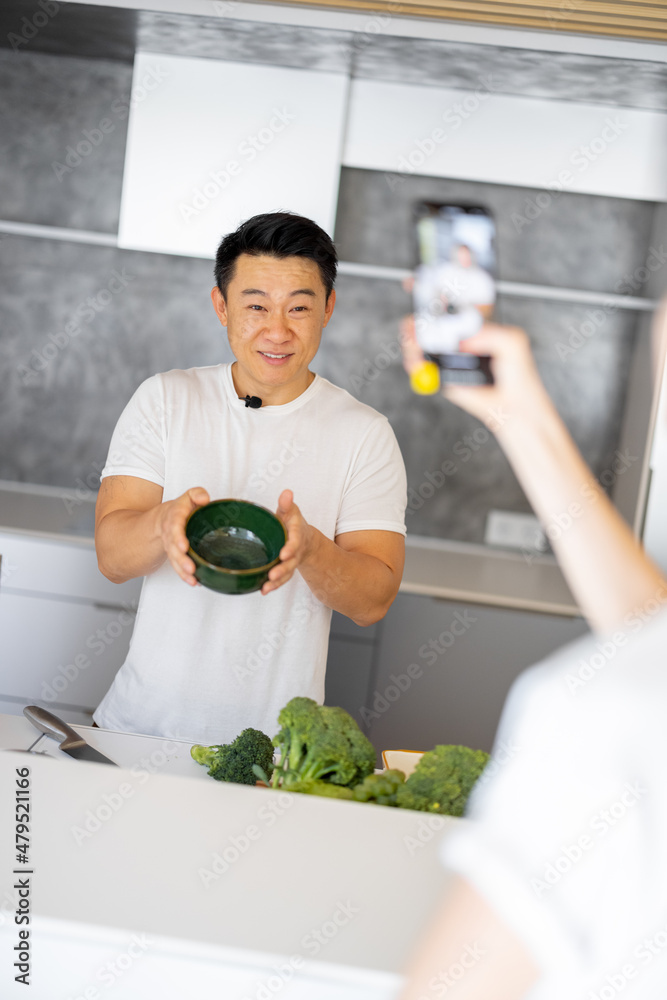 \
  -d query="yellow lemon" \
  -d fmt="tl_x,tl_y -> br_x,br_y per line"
410,361 -> 440,395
